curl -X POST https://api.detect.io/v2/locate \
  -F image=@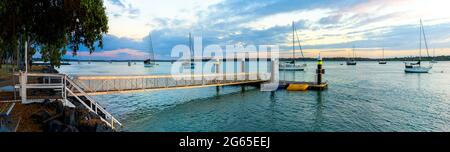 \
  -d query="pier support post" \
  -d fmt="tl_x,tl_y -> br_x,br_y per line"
20,71 -> 27,104
21,39 -> 29,104
216,86 -> 220,95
